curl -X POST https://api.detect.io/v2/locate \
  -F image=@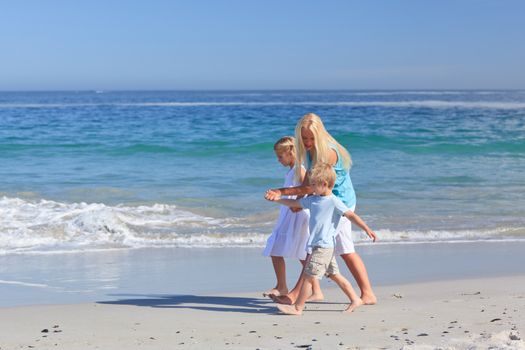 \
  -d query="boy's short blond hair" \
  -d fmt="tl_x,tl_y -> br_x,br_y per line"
309,163 -> 336,188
